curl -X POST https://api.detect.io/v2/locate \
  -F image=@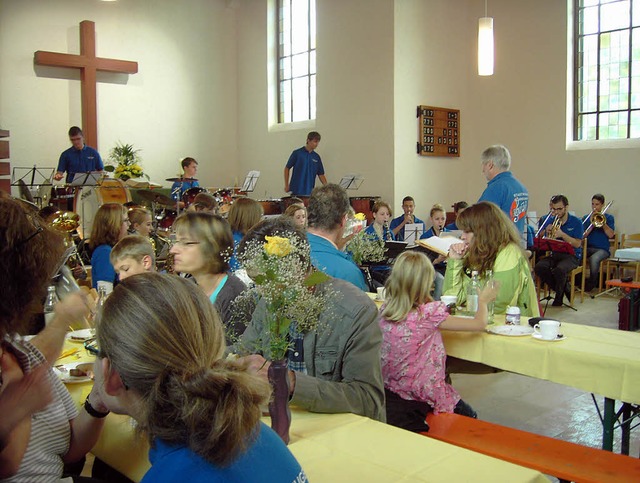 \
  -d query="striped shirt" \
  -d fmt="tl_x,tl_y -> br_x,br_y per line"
3,337 -> 78,483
